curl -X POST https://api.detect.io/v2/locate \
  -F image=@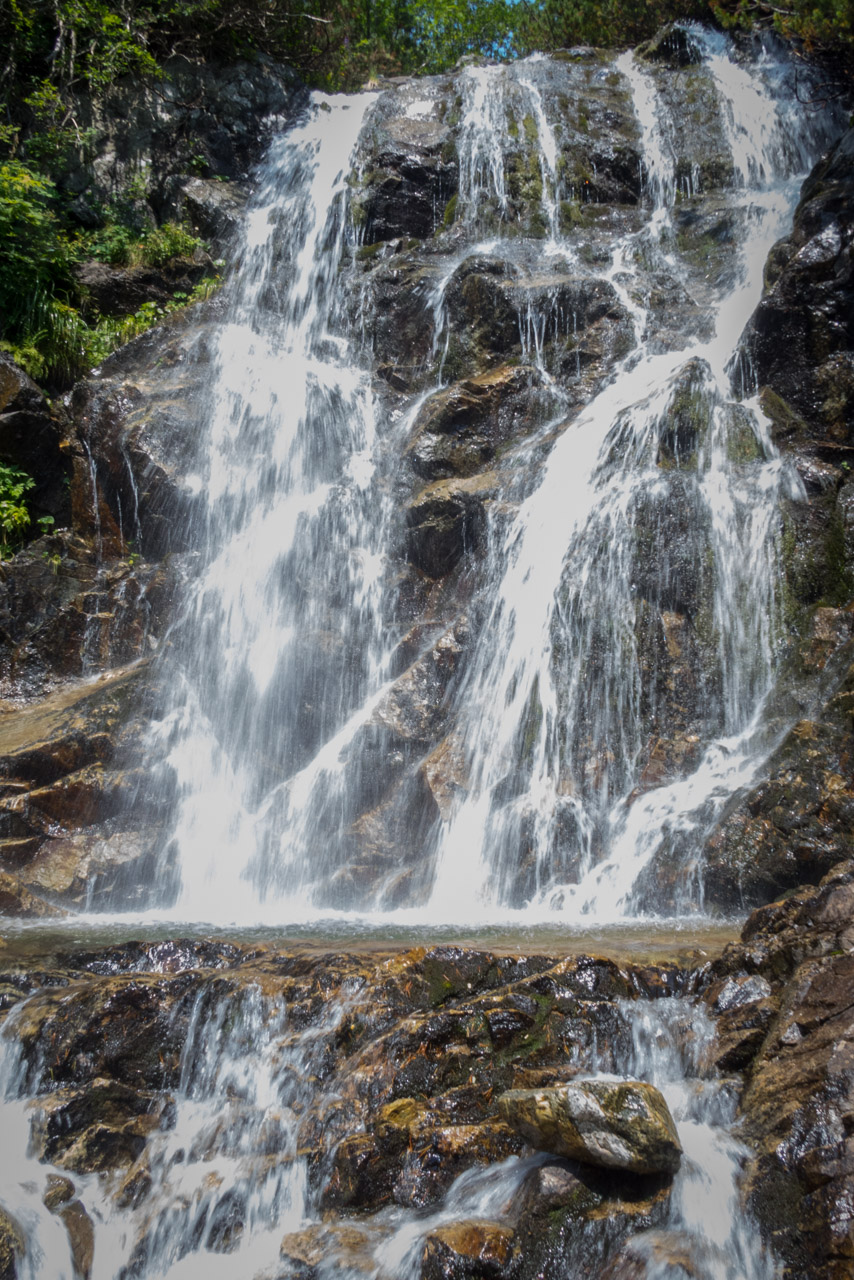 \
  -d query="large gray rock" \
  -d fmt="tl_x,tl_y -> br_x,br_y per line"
498,1079 -> 682,1175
